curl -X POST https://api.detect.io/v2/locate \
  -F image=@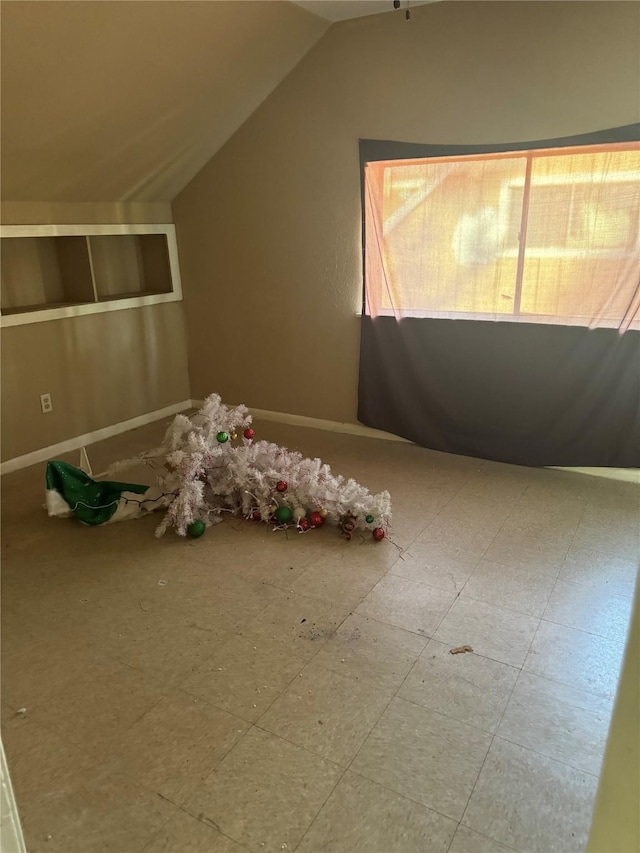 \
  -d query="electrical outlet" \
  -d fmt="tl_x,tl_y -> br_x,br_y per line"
40,393 -> 53,414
